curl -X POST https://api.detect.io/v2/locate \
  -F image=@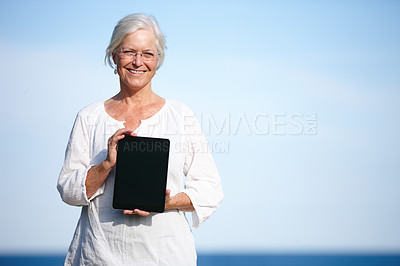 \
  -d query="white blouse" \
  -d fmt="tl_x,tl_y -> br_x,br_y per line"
57,100 -> 223,266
